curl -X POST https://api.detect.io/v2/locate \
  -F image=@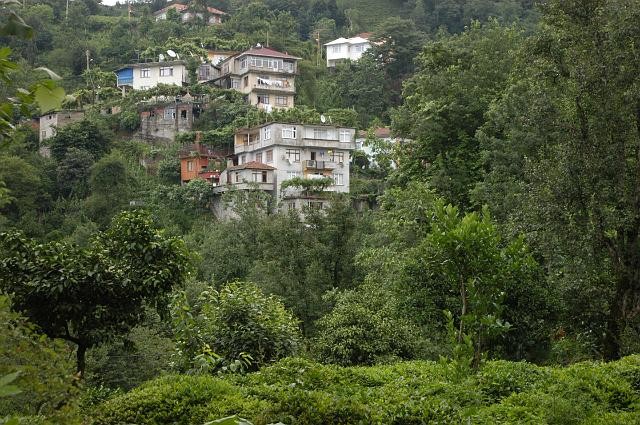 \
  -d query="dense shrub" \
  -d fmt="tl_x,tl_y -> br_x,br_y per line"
172,281 -> 302,372
312,285 -> 419,366
90,356 -> 640,425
